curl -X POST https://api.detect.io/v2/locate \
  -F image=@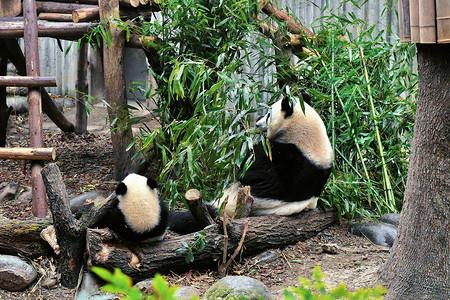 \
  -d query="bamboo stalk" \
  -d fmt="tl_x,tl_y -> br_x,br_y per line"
359,47 -> 395,211
410,0 -> 420,43
436,0 -> 450,43
0,148 -> 56,161
0,76 -> 57,87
